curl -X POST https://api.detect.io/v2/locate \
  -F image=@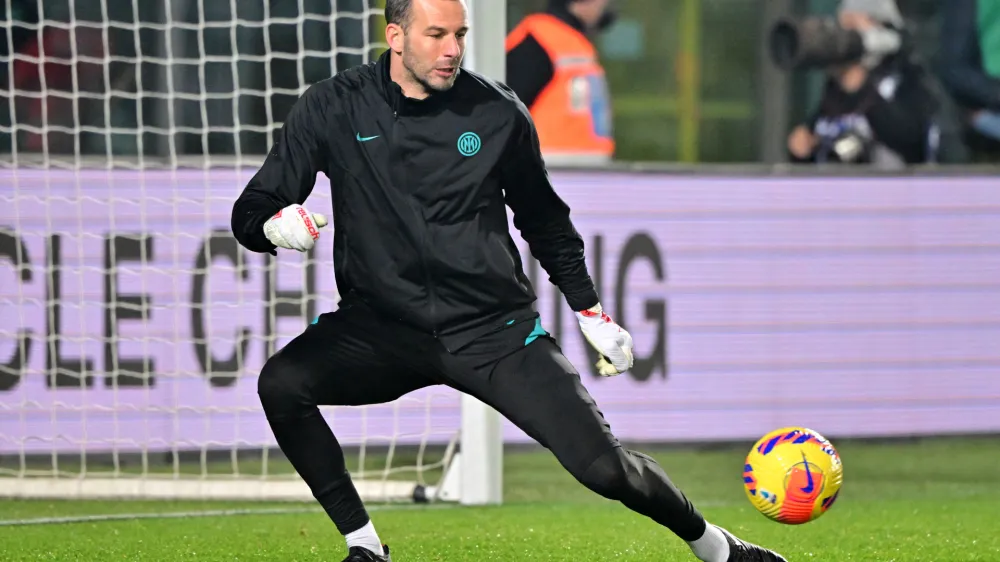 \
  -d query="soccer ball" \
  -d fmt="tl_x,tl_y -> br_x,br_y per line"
742,426 -> 843,524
